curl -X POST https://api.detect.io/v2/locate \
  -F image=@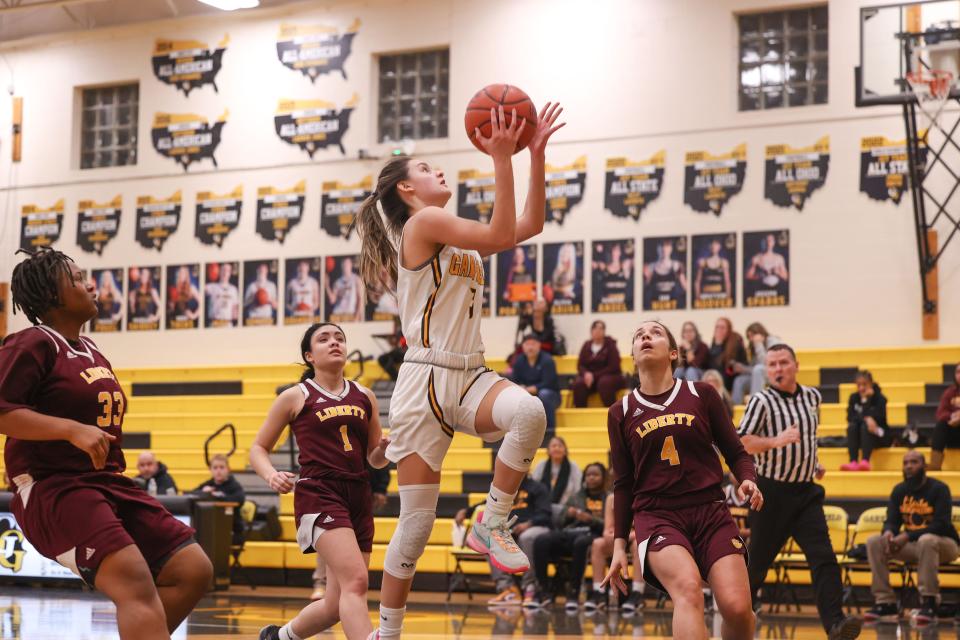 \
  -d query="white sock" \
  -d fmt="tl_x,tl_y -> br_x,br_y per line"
593,581 -> 604,592
279,623 -> 303,640
484,485 -> 514,523
632,580 -> 645,594
377,605 -> 405,638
